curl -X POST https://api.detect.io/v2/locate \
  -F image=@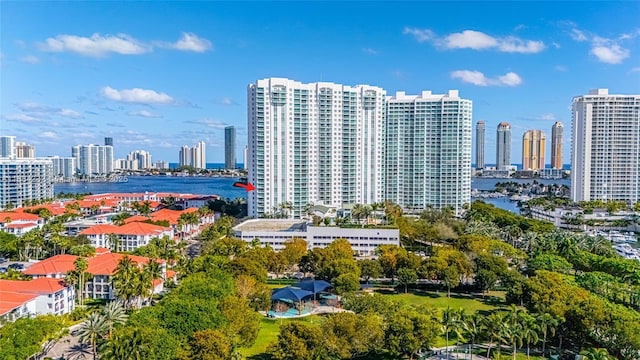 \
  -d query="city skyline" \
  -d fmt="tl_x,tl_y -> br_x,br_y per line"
1,2 -> 639,162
